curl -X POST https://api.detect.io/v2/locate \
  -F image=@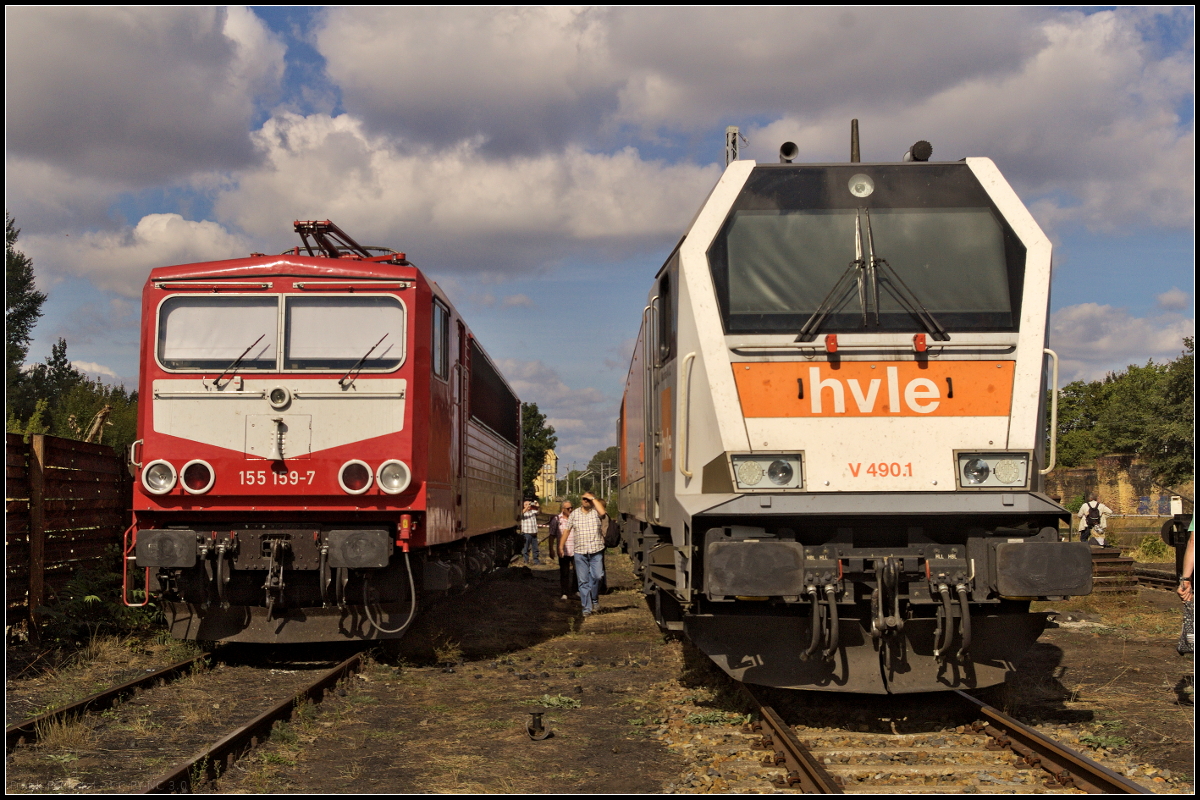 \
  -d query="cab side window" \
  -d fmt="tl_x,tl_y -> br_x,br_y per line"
432,299 -> 450,380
